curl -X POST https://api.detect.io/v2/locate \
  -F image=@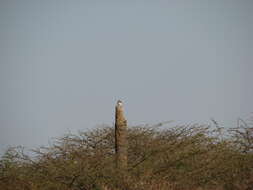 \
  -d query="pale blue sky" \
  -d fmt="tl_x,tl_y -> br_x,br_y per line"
0,0 -> 252,152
